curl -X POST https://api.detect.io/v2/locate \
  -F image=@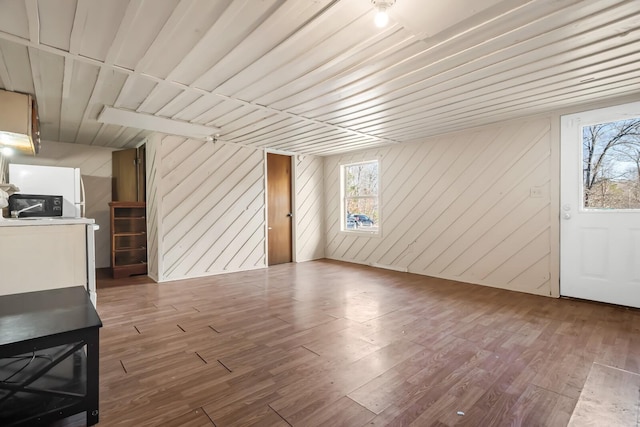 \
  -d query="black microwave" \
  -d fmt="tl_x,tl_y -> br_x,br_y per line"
8,194 -> 64,218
